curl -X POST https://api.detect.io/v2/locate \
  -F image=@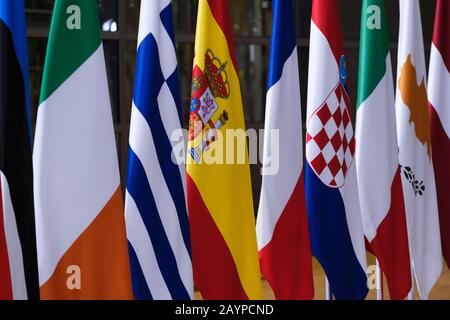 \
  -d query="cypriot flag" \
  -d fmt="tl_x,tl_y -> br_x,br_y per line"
395,0 -> 442,299
33,0 -> 132,299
